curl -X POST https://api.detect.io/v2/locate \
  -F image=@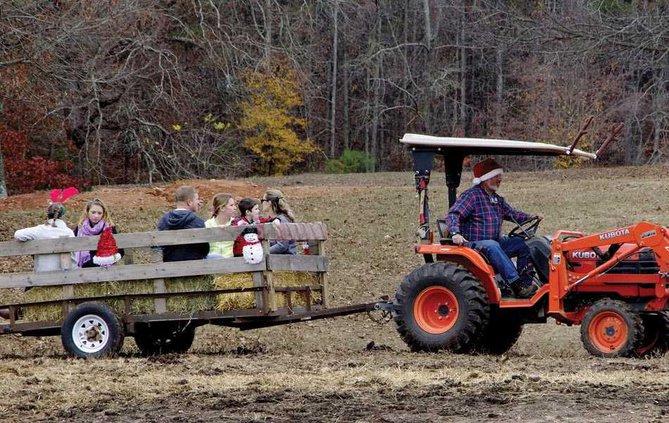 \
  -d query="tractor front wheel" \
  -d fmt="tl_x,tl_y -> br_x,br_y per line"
580,299 -> 644,358
394,262 -> 489,353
